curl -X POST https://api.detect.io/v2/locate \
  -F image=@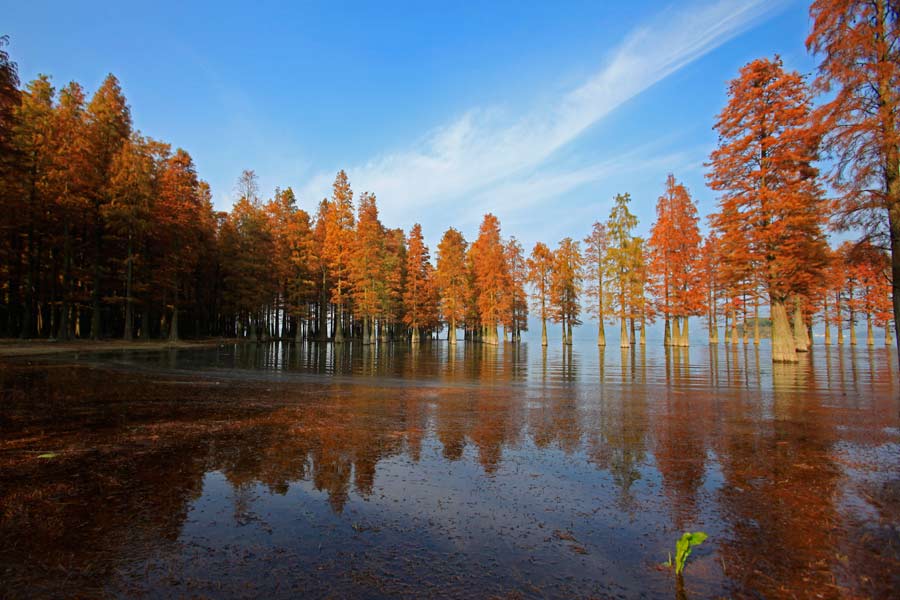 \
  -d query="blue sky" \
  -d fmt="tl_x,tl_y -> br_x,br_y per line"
5,0 -> 816,253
